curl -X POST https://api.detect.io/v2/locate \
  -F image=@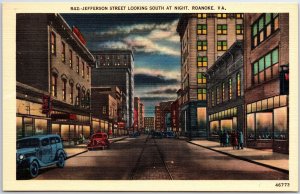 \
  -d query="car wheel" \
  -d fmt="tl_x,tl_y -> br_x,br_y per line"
29,160 -> 39,178
56,153 -> 65,168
